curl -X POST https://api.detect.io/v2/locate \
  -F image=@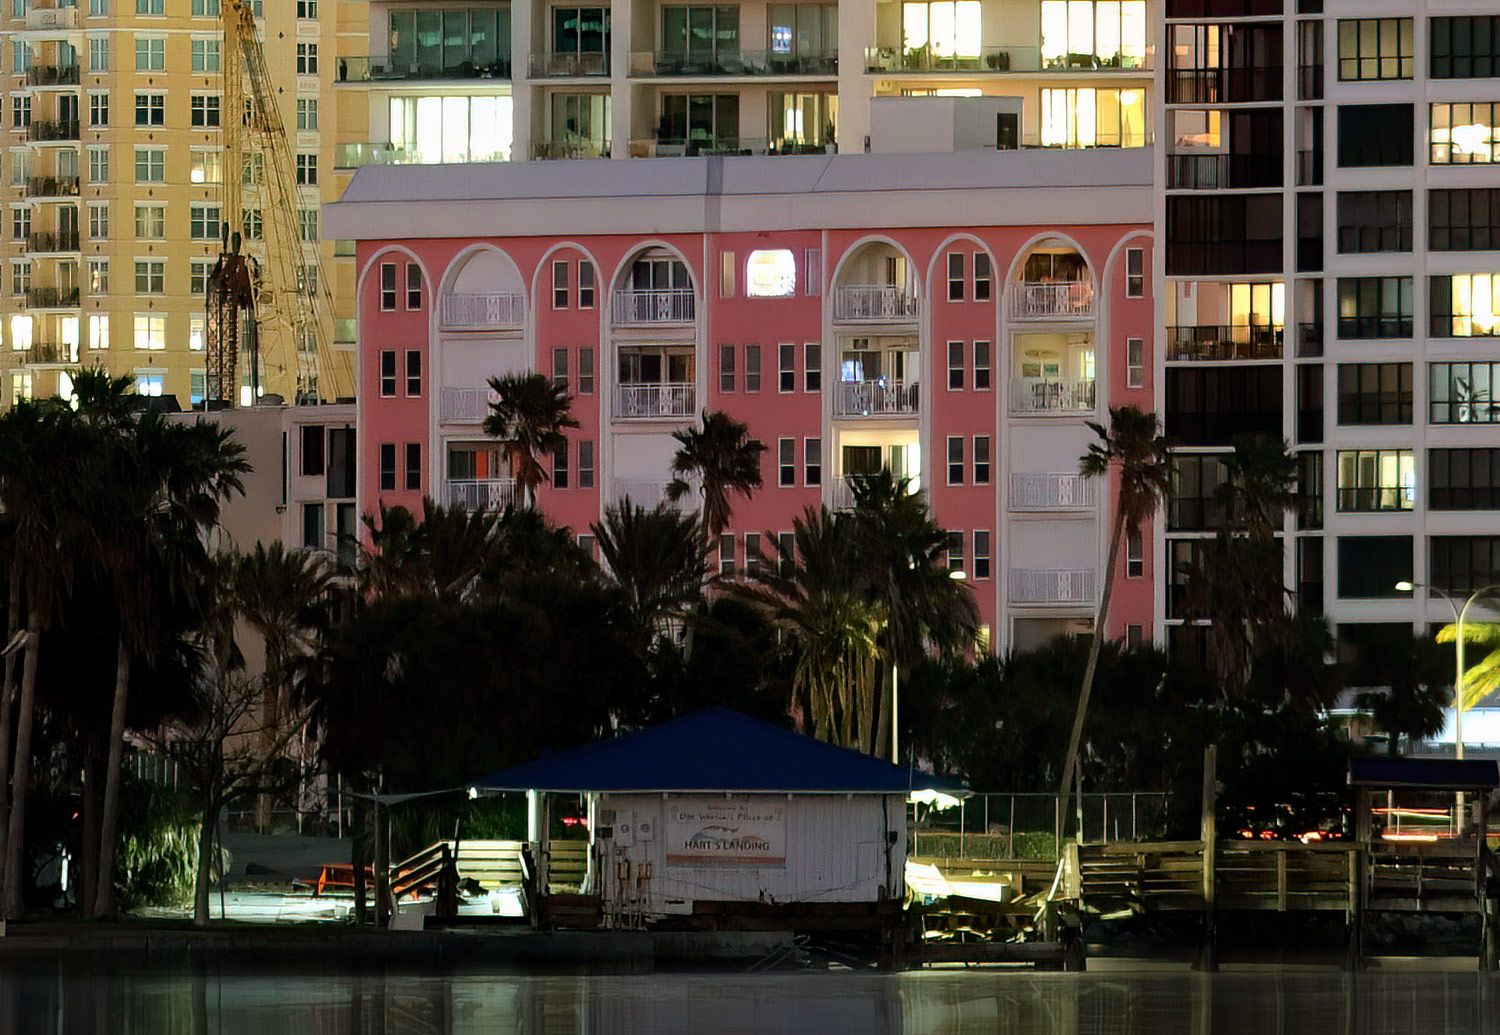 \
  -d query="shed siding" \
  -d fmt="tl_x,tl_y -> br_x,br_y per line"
597,793 -> 905,916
